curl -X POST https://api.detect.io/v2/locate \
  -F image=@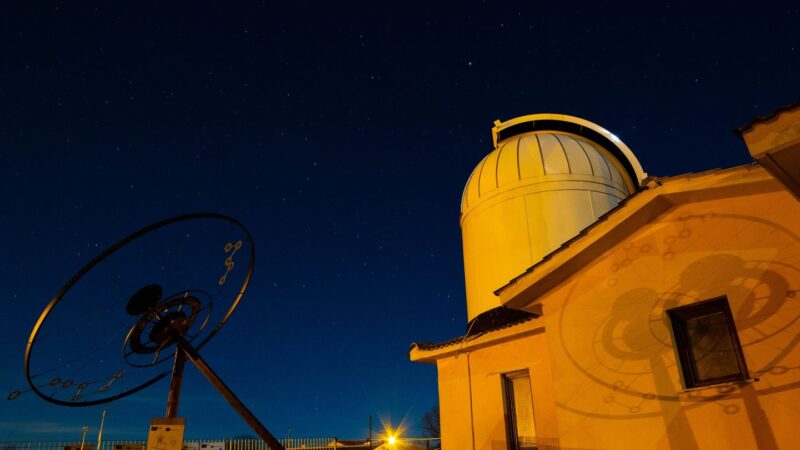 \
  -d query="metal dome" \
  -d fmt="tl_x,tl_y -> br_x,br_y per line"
459,114 -> 647,321
461,131 -> 632,215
